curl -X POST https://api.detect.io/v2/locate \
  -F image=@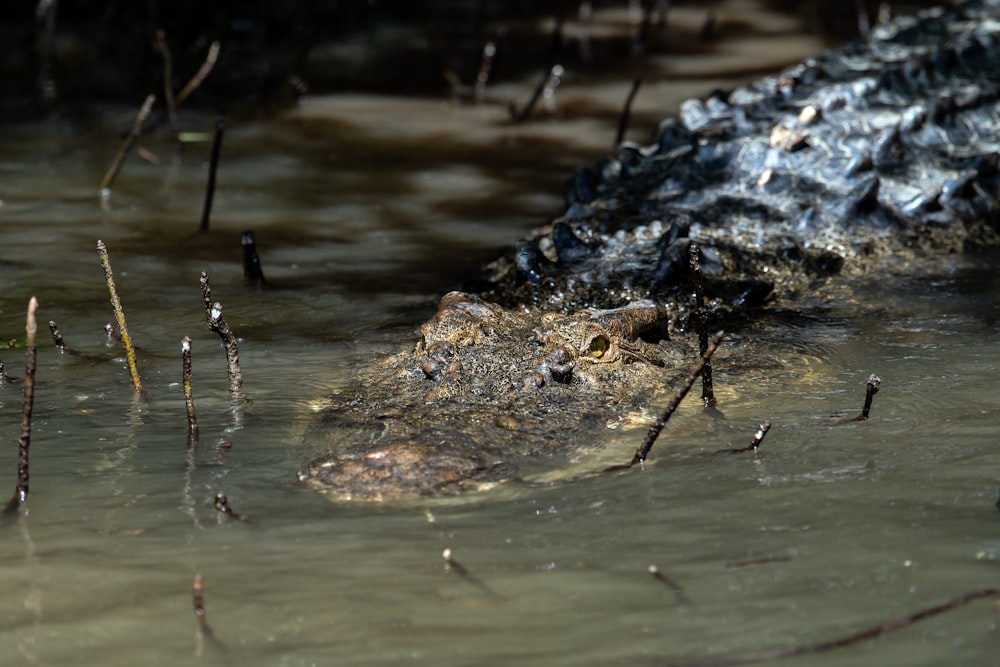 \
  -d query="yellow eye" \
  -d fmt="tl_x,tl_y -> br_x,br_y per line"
588,335 -> 609,358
